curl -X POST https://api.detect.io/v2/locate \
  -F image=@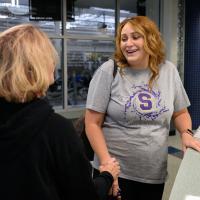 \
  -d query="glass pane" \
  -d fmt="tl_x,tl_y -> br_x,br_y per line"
47,39 -> 63,108
67,0 -> 115,37
120,1 -> 137,21
119,0 -> 161,28
0,0 -> 62,35
67,39 -> 114,106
